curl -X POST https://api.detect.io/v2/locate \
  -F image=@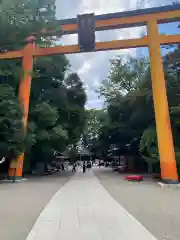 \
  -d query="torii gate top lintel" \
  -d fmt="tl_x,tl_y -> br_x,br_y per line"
58,4 -> 180,34
0,4 -> 180,60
